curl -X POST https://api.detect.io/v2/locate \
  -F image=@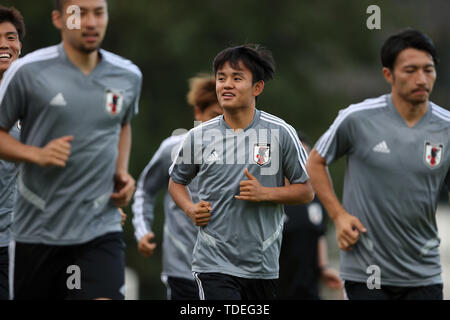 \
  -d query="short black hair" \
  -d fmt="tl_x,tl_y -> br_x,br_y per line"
381,29 -> 439,70
0,6 -> 25,41
54,0 -> 69,12
213,44 -> 275,84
